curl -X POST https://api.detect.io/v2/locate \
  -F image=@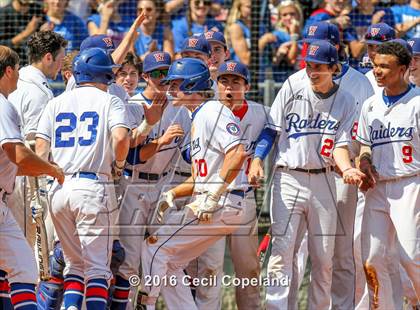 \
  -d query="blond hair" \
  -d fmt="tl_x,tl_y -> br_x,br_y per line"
275,1 -> 303,32
0,45 -> 19,79
225,0 -> 249,48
